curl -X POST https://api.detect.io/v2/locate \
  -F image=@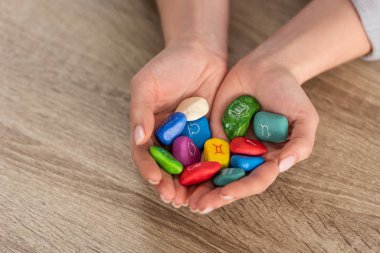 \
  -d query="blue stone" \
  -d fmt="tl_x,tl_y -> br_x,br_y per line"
230,155 -> 264,172
155,112 -> 187,146
180,116 -> 211,149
